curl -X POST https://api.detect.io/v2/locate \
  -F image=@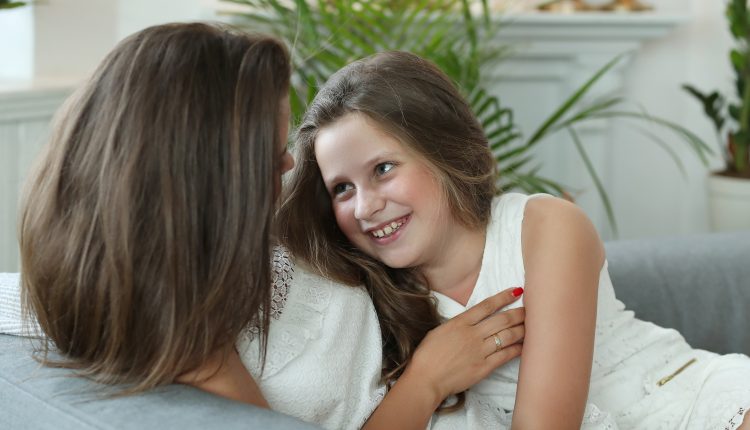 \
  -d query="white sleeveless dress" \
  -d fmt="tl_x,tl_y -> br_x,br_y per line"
431,193 -> 750,429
